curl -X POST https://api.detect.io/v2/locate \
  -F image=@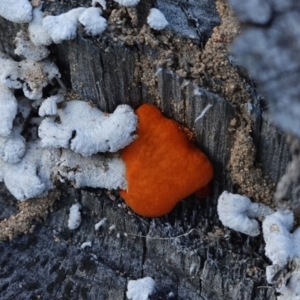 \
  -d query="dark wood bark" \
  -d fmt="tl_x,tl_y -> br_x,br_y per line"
0,0 -> 292,299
